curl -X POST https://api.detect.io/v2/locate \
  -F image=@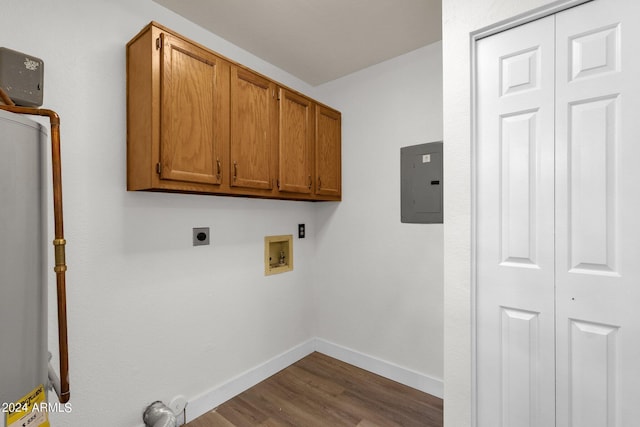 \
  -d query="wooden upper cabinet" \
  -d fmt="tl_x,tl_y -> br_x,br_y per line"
127,22 -> 340,201
160,33 -> 227,186
278,88 -> 313,194
230,67 -> 276,190
315,106 -> 342,198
